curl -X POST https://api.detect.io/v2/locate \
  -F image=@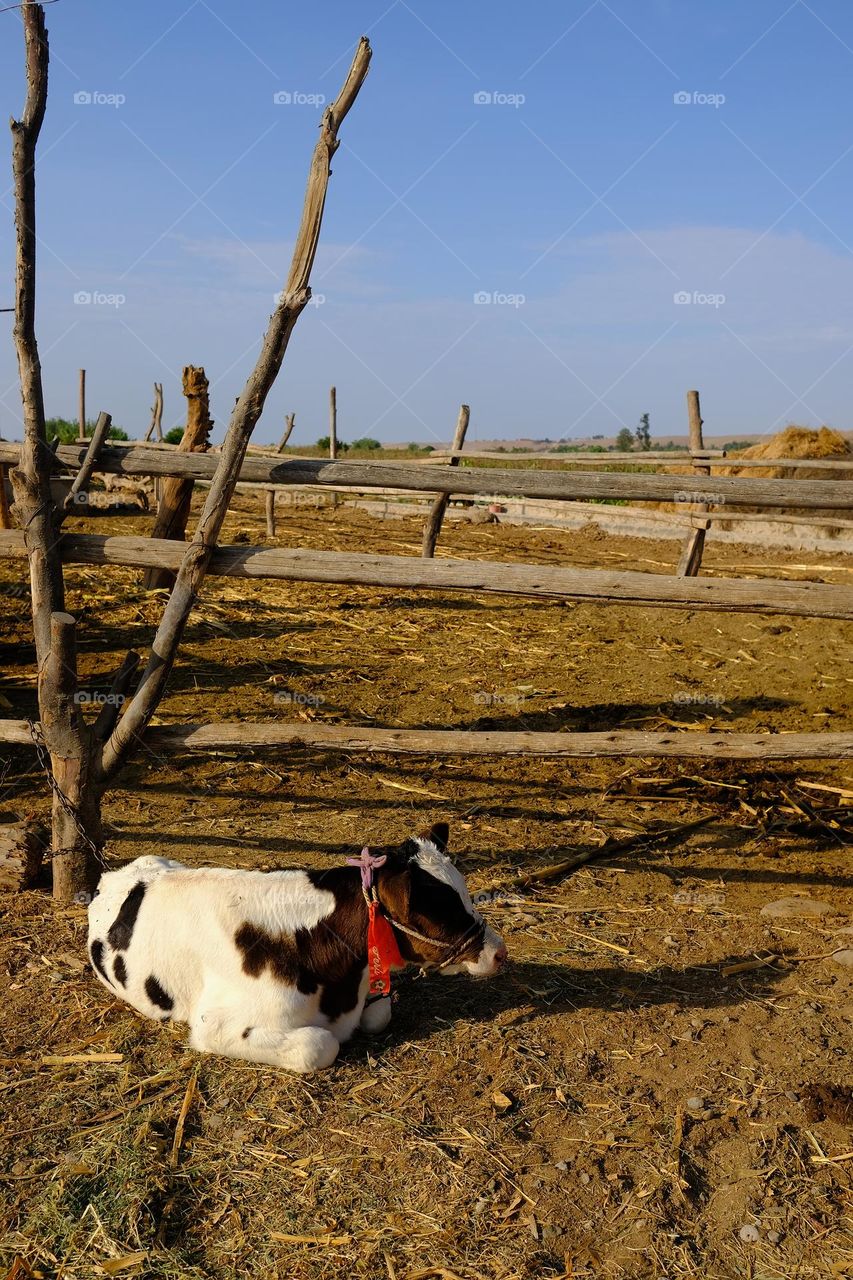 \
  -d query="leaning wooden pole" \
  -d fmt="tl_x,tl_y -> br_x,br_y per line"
142,365 -> 212,591
277,412 -> 295,453
422,404 -> 469,557
144,382 -> 164,442
100,38 -> 372,777
676,390 -> 710,577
